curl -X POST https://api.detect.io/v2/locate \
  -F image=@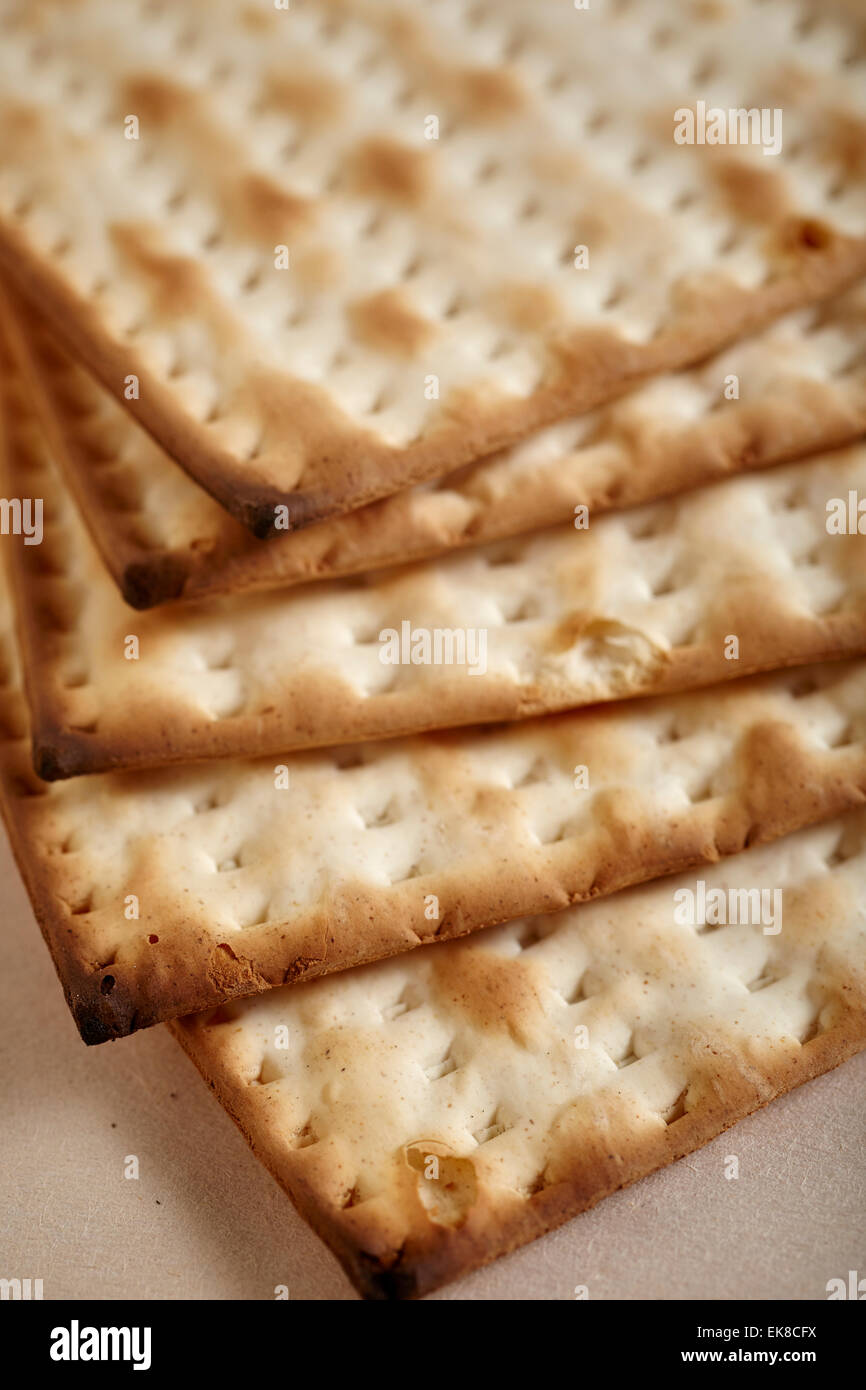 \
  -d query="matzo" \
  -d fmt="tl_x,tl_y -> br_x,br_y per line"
2,520 -> 866,1043
3,328 -> 866,779
4,282 -> 866,607
173,812 -> 866,1297
0,0 -> 865,531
